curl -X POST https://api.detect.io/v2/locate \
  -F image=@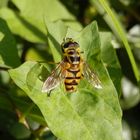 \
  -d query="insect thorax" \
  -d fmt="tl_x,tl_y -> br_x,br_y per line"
61,38 -> 81,65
